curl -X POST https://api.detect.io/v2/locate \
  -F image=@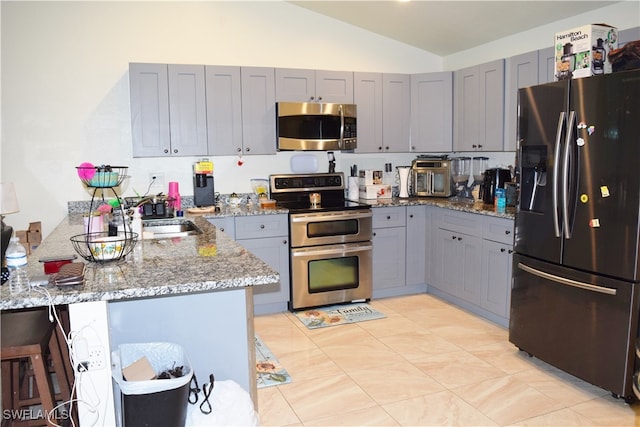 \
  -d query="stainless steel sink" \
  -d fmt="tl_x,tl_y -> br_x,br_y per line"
141,219 -> 202,239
